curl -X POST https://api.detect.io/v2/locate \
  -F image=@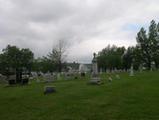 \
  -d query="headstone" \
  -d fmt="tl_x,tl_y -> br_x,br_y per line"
115,74 -> 120,80
108,77 -> 112,82
129,64 -> 134,76
79,64 -> 88,77
100,68 -> 103,74
44,86 -> 56,94
44,73 -> 54,83
57,73 -> 61,80
89,53 -> 101,85
151,61 -> 156,71
8,75 -> 16,85
0,74 -> 7,84
139,64 -> 143,73
22,74 -> 29,85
